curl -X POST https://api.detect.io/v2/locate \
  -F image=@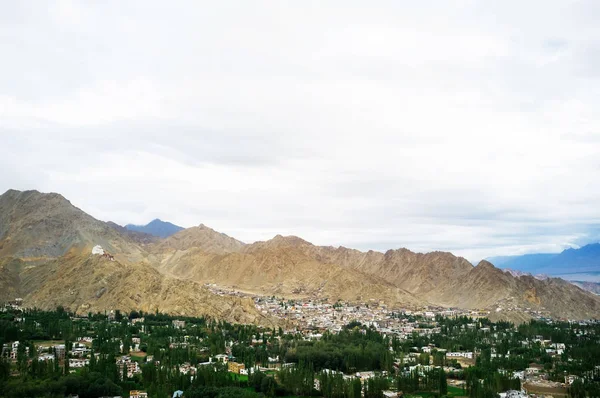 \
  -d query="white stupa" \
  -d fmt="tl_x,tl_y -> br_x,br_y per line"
92,245 -> 104,255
